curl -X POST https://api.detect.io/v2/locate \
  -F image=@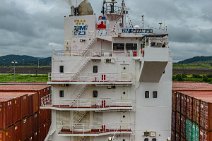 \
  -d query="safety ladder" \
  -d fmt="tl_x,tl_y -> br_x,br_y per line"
80,136 -> 88,141
71,85 -> 87,107
71,58 -> 91,81
82,38 -> 97,56
73,111 -> 88,125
